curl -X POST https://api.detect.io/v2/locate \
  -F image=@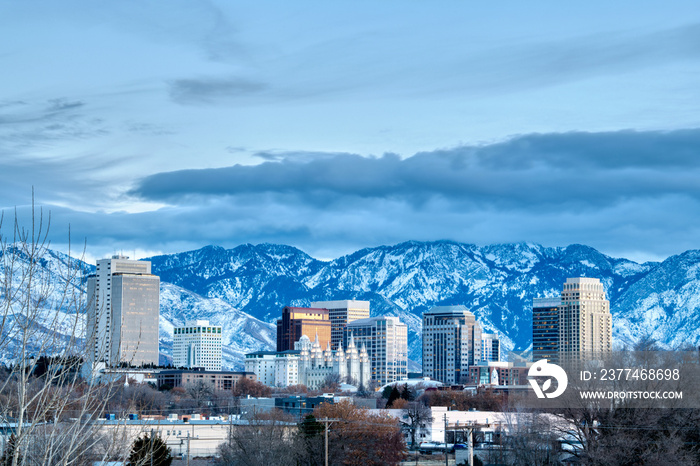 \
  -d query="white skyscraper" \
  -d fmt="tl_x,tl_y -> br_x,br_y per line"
173,320 -> 223,371
86,255 -> 160,367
